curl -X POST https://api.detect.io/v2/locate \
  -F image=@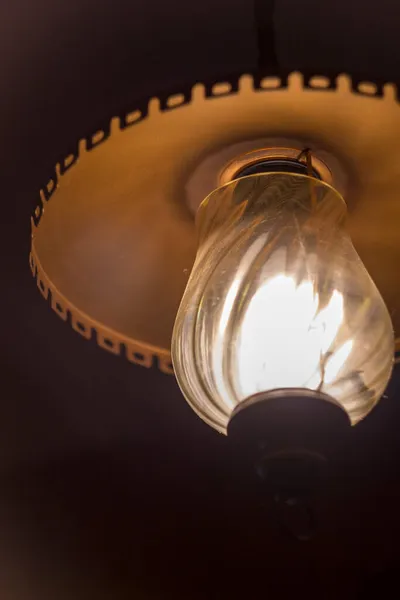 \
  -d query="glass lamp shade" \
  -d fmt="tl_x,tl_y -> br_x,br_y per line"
172,173 -> 394,433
